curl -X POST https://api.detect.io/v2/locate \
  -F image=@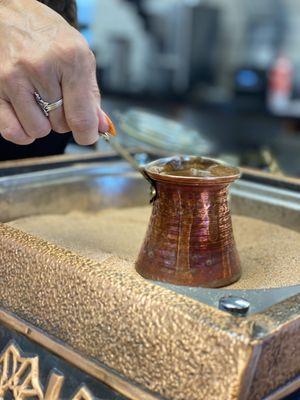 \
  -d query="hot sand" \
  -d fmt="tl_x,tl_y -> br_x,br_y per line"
8,206 -> 300,290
